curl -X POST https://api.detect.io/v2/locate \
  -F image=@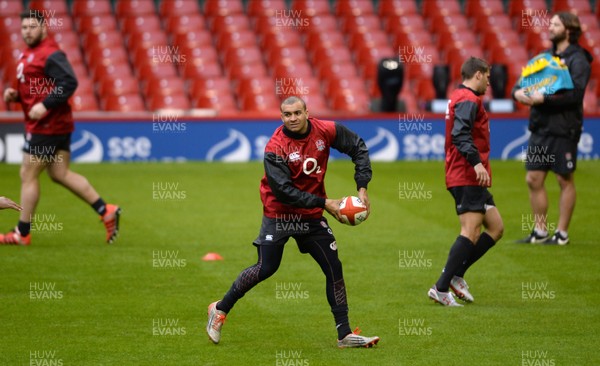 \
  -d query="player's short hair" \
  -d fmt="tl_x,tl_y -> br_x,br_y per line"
461,57 -> 490,81
20,9 -> 45,24
555,12 -> 582,44
280,96 -> 306,112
